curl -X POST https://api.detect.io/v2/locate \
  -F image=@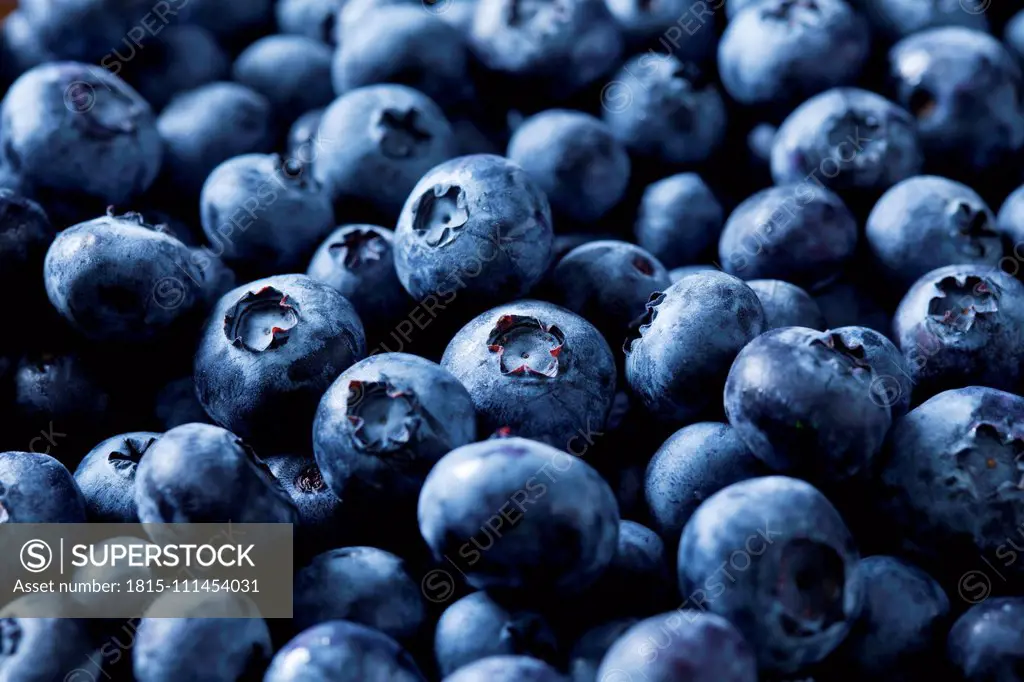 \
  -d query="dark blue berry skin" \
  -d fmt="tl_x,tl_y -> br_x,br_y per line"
0,190 -> 53,295
997,181 -> 1024,248
866,176 -> 1003,290
73,431 -> 159,523
44,212 -> 203,343
200,153 -> 335,276
394,154 -> 554,307
0,617 -> 99,682
550,241 -> 671,349
948,598 -> 1024,682
265,454 -> 347,555
122,25 -> 230,112
595,611 -> 758,682
678,476 -> 863,674
418,437 -> 620,595
176,0 -> 275,41
312,353 -> 476,523
634,173 -> 724,270
1008,11 -> 1024,64
442,301 -> 615,447
624,271 -> 765,424
719,184 -> 858,290
1,61 -> 162,205
153,376 -> 211,429
889,28 -> 1024,176
444,655 -> 567,682
134,423 -> 299,527
18,0 -> 149,62
0,450 -> 86,522
644,422 -> 766,547
892,265 -> 1024,398
853,0 -> 988,42
157,82 -> 274,196
314,84 -> 458,219
276,0 -> 345,44
287,107 -> 324,160
568,619 -> 637,682
507,110 -> 630,224
0,12 -> 53,86
725,326 -> 893,482
813,275 -> 893,338
603,0 -> 716,60
669,264 -> 717,282
748,279 -> 826,331
194,274 -> 366,452
718,0 -> 869,115
233,35 -> 334,124
265,620 -> 427,682
603,55 -> 726,166
830,325 -> 912,418
293,547 -> 427,641
434,591 -> 561,677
